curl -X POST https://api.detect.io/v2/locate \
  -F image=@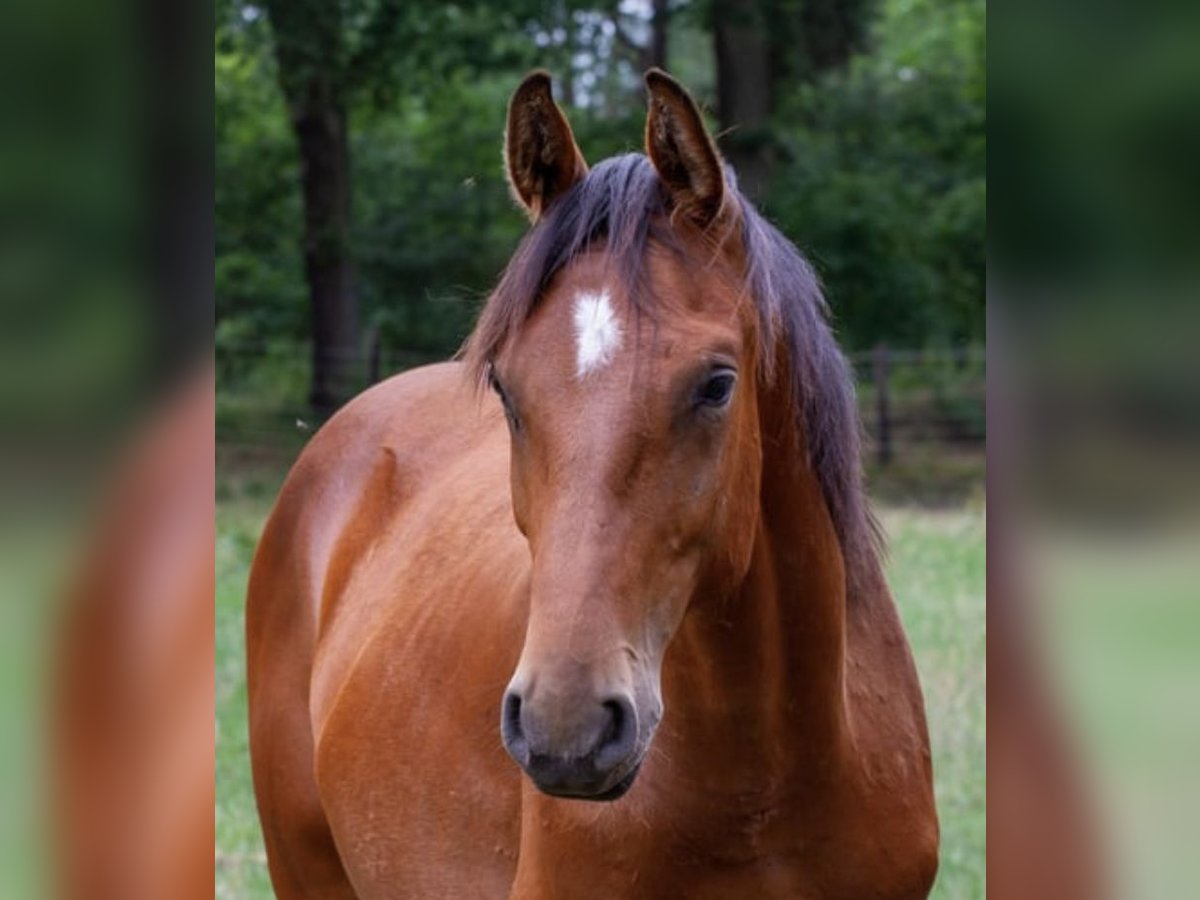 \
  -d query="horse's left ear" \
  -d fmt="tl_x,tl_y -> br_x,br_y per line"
505,71 -> 588,221
644,68 -> 727,227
